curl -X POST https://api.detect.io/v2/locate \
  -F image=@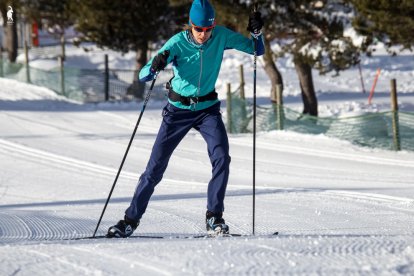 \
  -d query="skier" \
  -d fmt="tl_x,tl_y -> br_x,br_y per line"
107,0 -> 264,237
